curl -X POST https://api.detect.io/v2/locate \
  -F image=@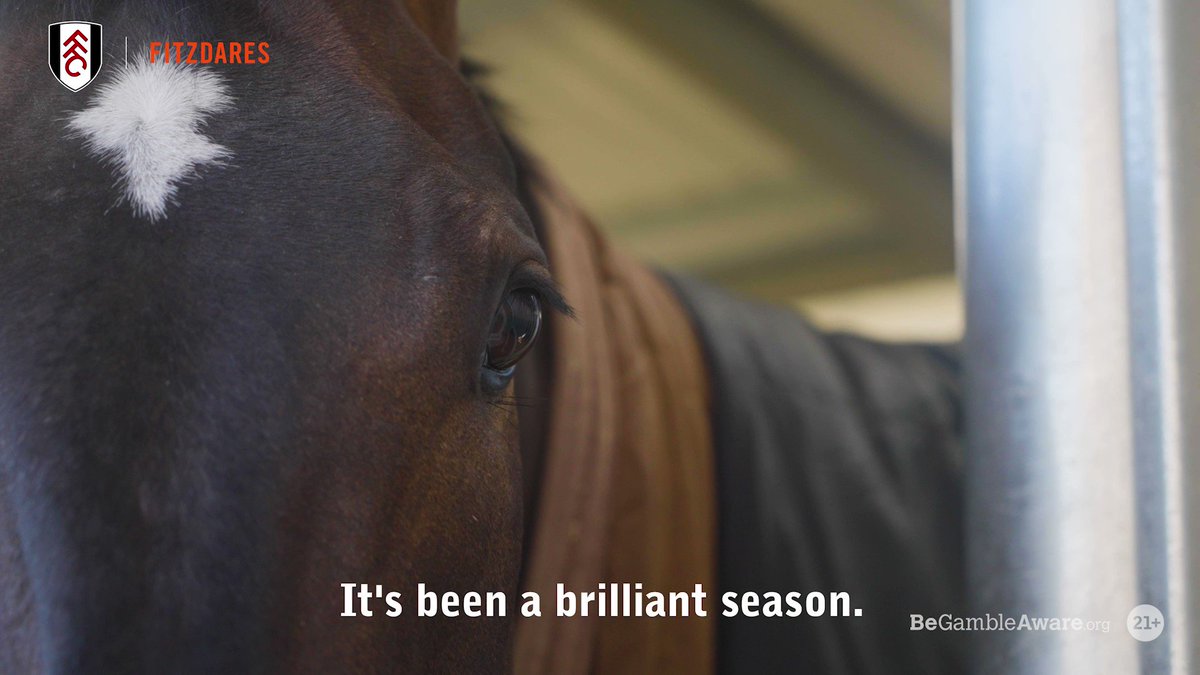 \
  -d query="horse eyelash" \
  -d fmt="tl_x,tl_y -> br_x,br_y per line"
487,397 -> 539,427
489,395 -> 538,409
509,270 -> 574,320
